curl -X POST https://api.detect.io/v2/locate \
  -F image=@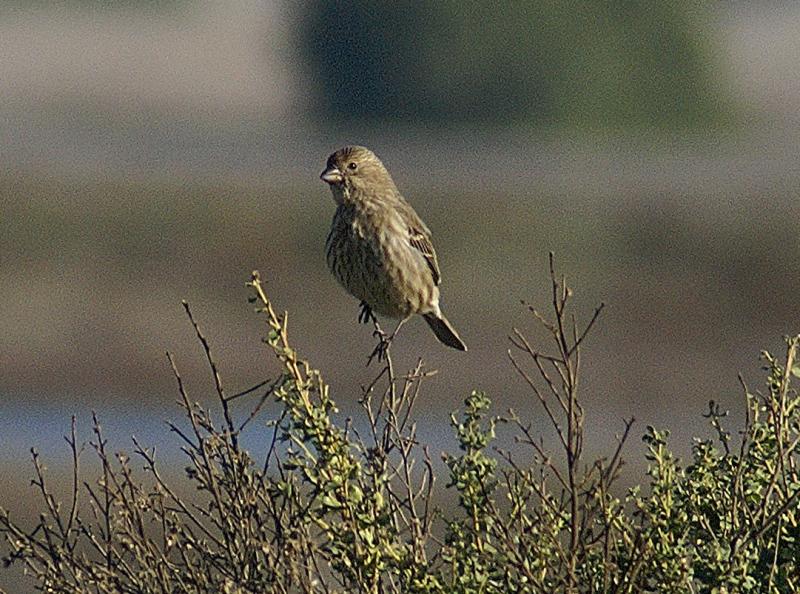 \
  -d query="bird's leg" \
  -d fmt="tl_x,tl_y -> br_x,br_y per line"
367,320 -> 388,365
387,318 -> 407,343
358,301 -> 377,325
367,317 -> 407,366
